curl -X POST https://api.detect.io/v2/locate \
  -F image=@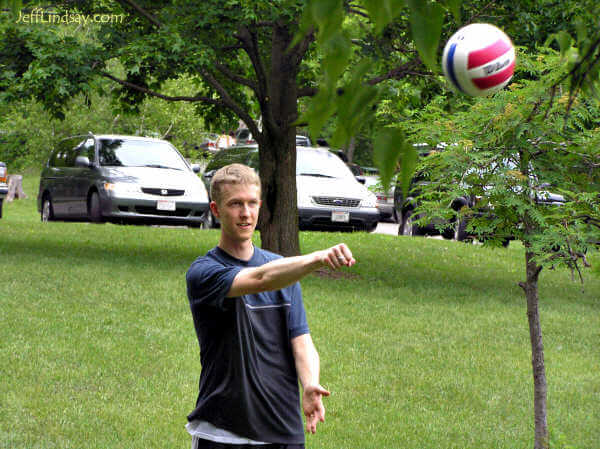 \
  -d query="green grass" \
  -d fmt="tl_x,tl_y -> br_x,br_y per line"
1,175 -> 599,449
